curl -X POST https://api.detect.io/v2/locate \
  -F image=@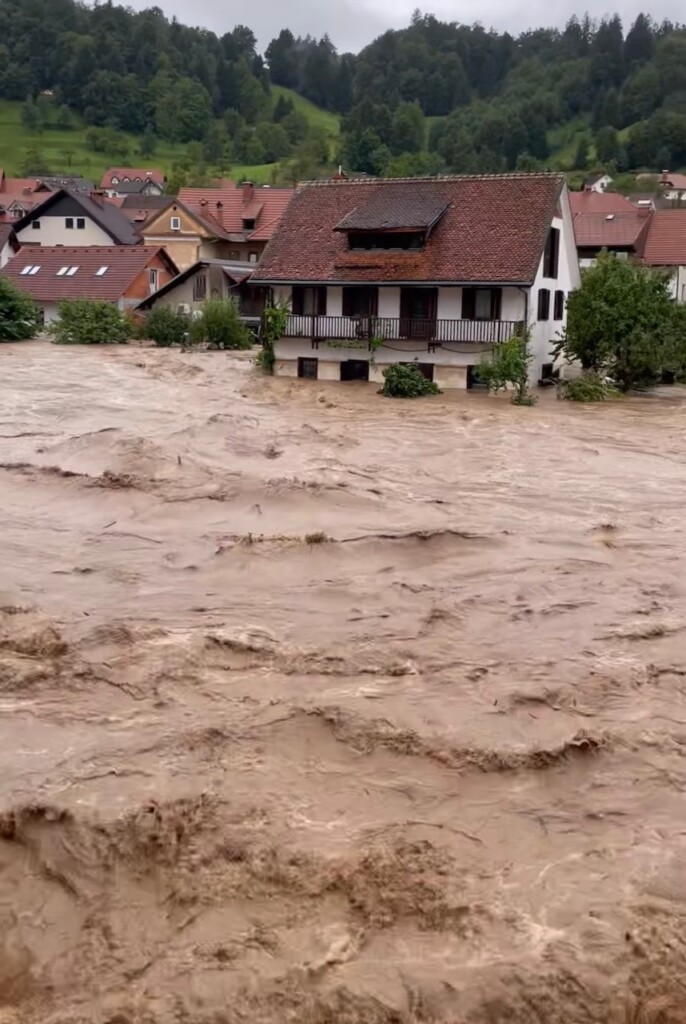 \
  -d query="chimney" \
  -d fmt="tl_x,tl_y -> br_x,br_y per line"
332,166 -> 349,182
661,169 -> 670,185
636,206 -> 652,219
215,200 -> 224,226
242,181 -> 254,205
